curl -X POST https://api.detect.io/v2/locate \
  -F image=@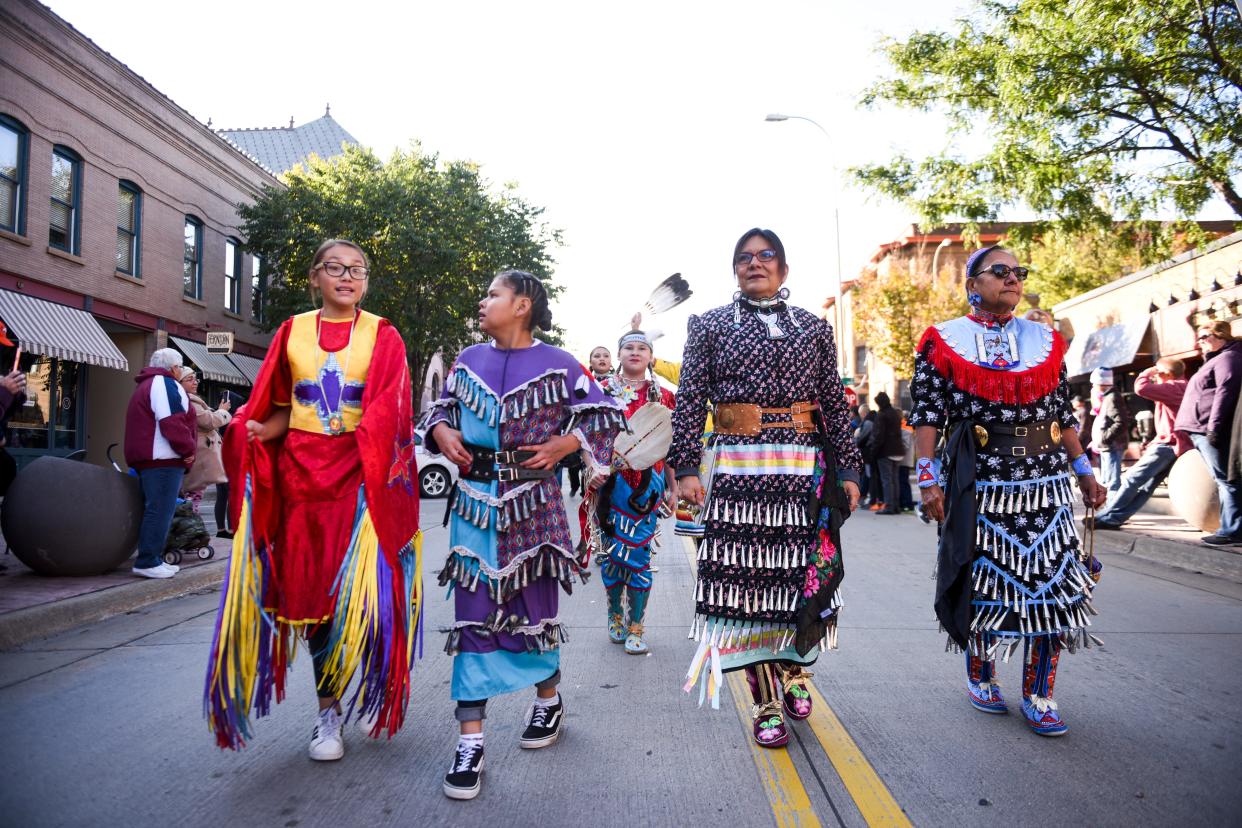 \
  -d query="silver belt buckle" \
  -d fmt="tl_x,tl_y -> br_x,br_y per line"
1014,426 -> 1029,437
1011,446 -> 1027,457
497,467 -> 518,483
